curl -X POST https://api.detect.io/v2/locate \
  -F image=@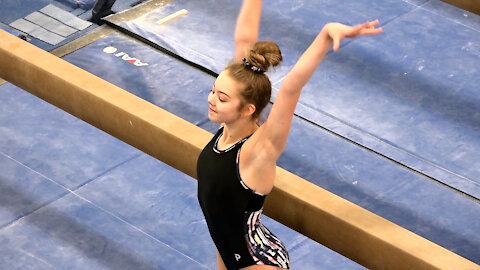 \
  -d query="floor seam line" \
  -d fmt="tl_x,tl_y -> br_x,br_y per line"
70,191 -> 212,270
0,152 -> 211,269
0,152 -> 144,230
70,152 -> 143,192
